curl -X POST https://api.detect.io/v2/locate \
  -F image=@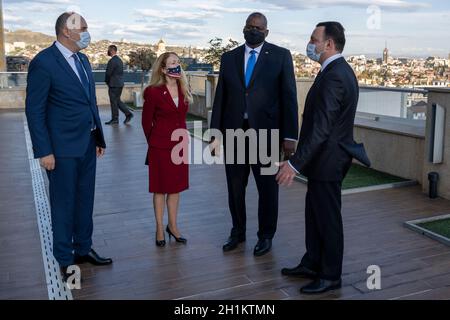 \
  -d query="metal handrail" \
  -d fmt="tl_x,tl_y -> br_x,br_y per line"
359,85 -> 428,94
